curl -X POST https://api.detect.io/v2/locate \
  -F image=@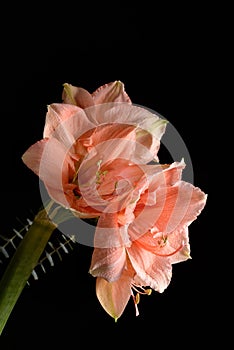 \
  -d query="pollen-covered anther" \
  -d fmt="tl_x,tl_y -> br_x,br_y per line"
157,234 -> 168,248
135,293 -> 140,305
145,288 -> 152,295
96,170 -> 108,184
